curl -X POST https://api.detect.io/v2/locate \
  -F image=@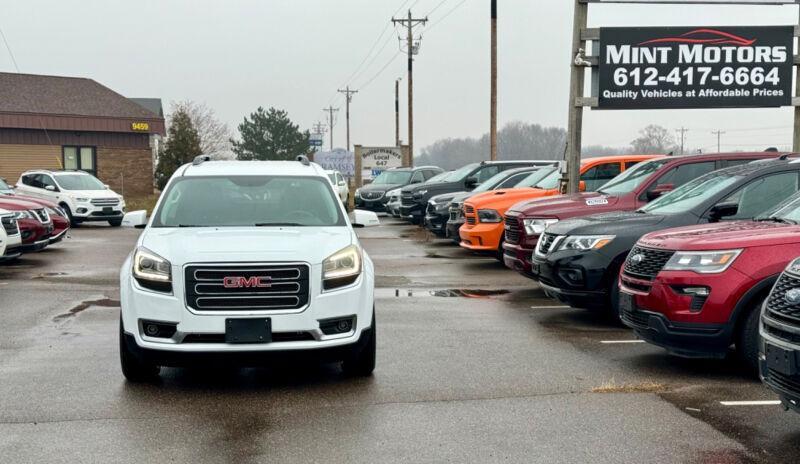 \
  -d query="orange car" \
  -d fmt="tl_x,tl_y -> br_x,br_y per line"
459,155 -> 661,257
